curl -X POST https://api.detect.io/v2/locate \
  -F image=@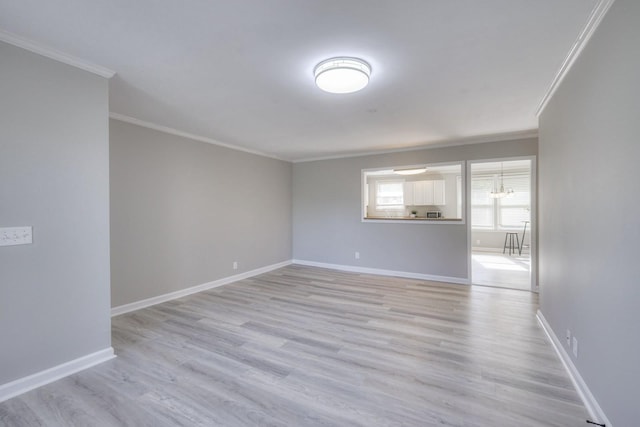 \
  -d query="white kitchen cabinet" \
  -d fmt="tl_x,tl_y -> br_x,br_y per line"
414,181 -> 429,205
403,179 -> 446,206
433,179 -> 446,205
403,182 -> 414,205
